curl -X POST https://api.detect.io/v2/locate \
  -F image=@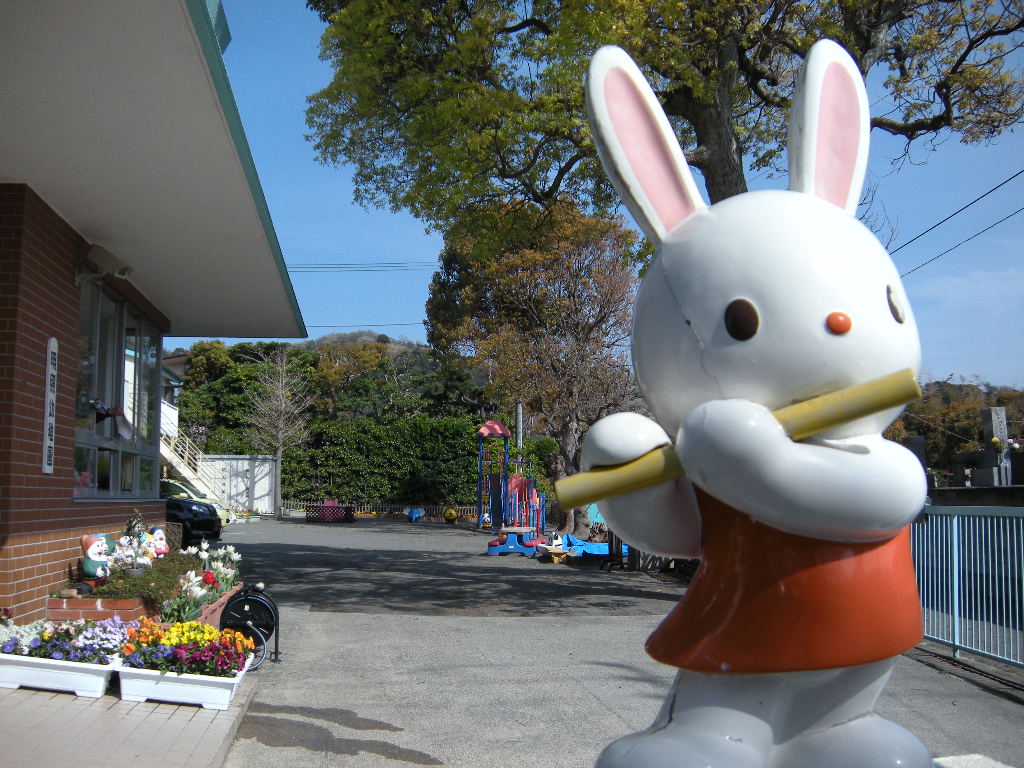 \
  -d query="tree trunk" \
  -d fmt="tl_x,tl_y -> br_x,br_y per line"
694,101 -> 748,203
273,444 -> 283,520
665,39 -> 748,203
549,422 -> 591,539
